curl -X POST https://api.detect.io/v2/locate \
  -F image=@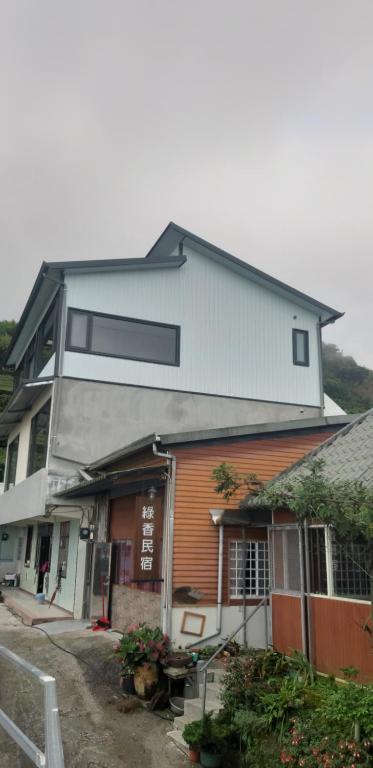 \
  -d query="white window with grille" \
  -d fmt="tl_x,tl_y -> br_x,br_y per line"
229,540 -> 269,598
